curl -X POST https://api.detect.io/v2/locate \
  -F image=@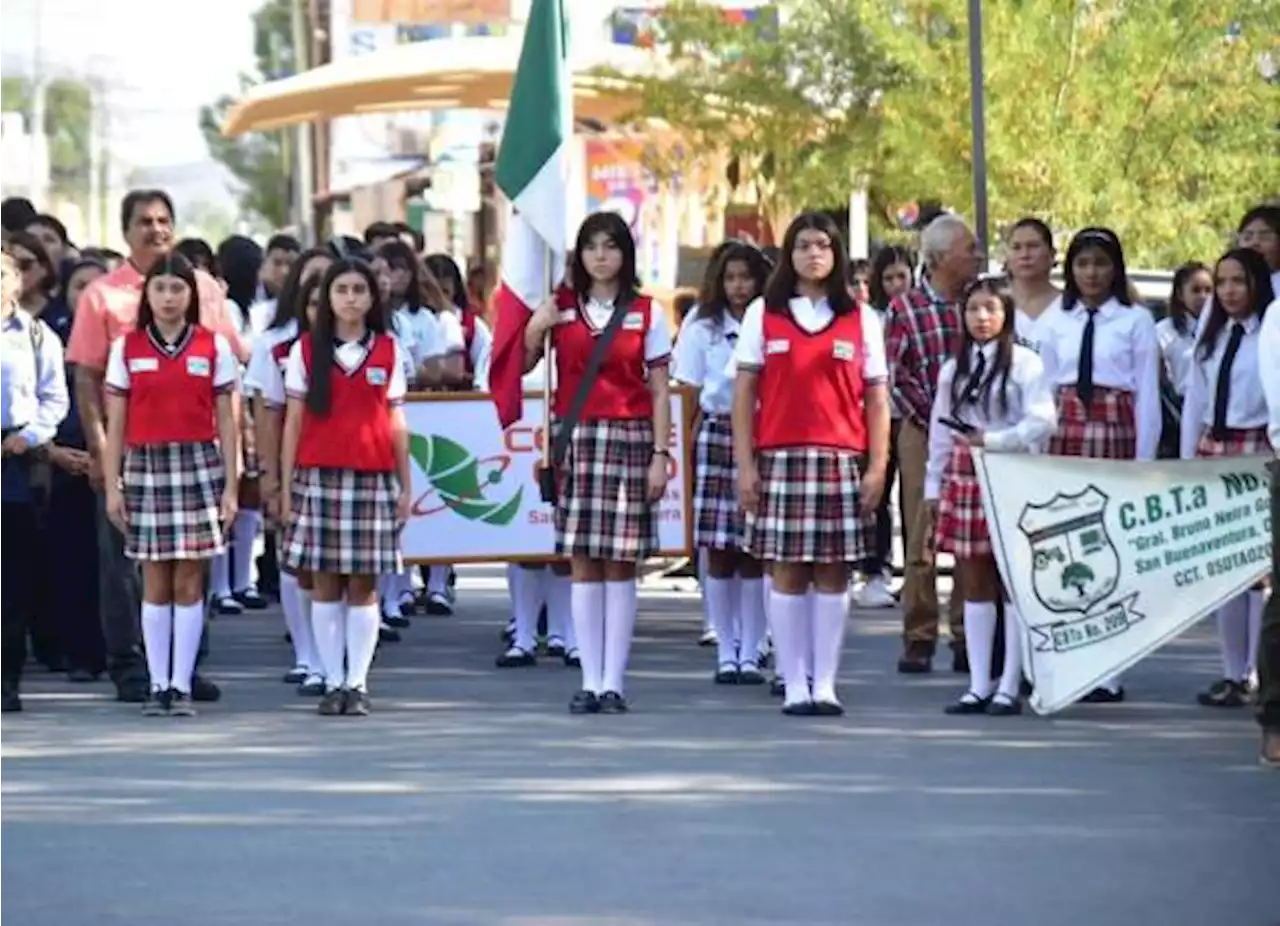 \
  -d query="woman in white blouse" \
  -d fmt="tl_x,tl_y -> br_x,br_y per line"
1039,227 -> 1161,704
1005,217 -> 1061,354
1155,263 -> 1212,457
925,278 -> 1057,715
1180,248 -> 1276,708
